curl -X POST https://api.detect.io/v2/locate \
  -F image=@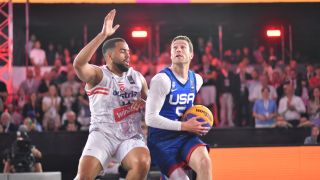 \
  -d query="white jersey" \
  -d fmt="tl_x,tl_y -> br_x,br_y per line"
85,66 -> 143,139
